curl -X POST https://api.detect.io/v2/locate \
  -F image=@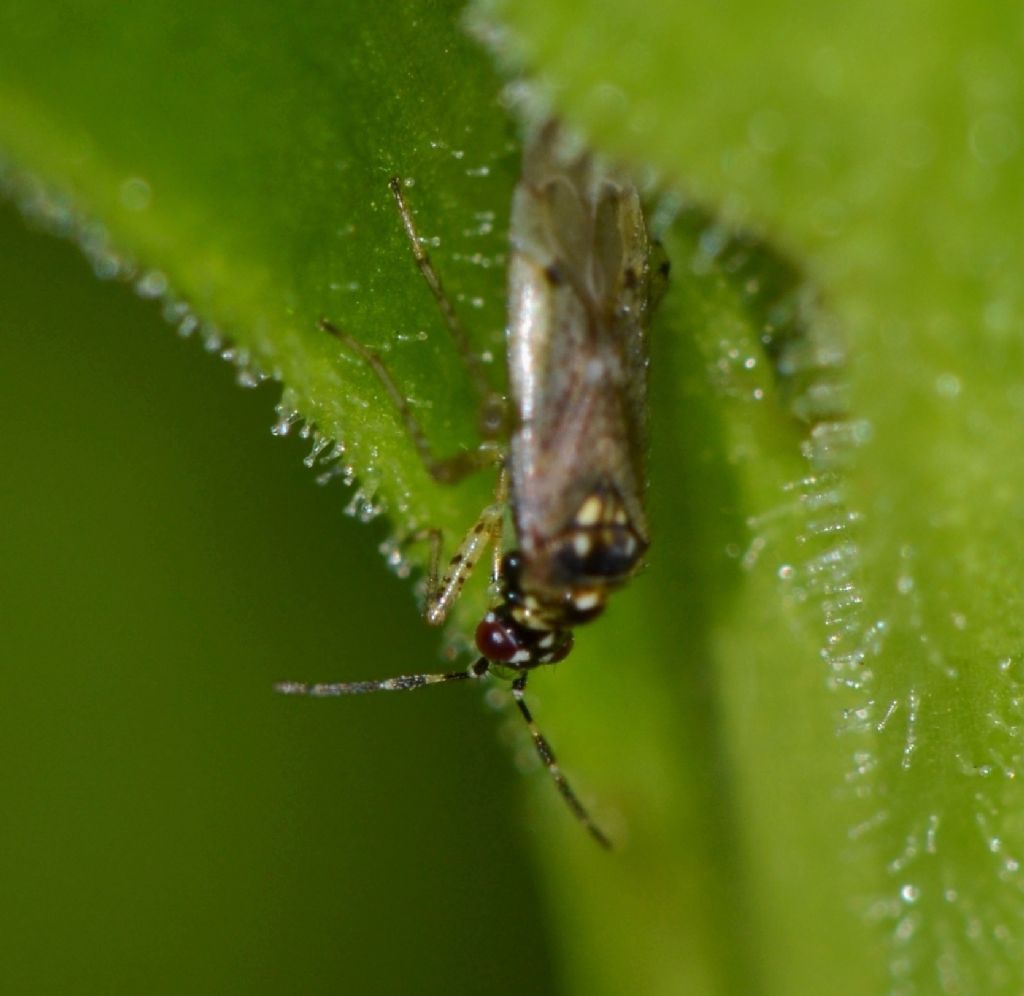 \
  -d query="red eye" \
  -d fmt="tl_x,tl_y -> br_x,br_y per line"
475,615 -> 520,663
